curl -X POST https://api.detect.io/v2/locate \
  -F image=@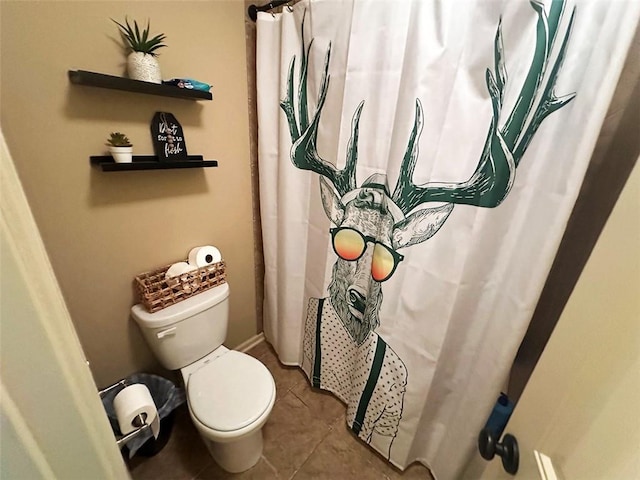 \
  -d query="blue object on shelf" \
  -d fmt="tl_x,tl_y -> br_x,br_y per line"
163,78 -> 212,92
483,392 -> 514,439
